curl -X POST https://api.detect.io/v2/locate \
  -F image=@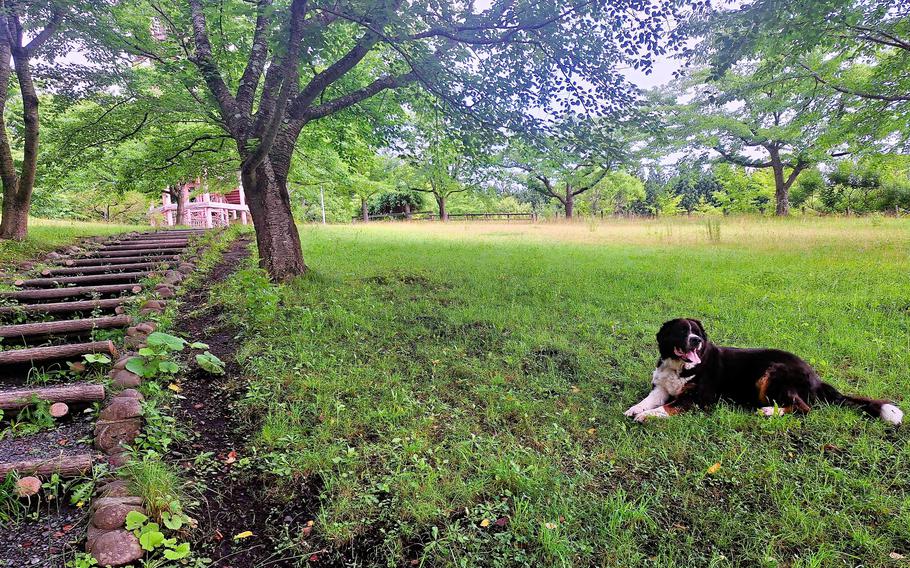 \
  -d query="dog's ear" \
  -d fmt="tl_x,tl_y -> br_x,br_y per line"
656,320 -> 673,343
689,318 -> 707,341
